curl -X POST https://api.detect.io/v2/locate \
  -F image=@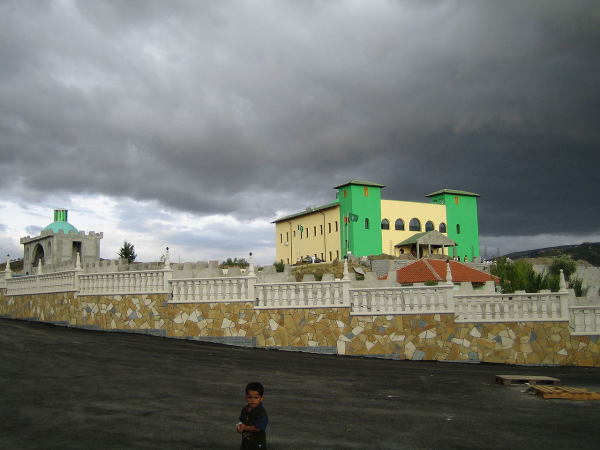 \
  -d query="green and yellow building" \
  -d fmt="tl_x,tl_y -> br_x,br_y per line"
273,181 -> 481,263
